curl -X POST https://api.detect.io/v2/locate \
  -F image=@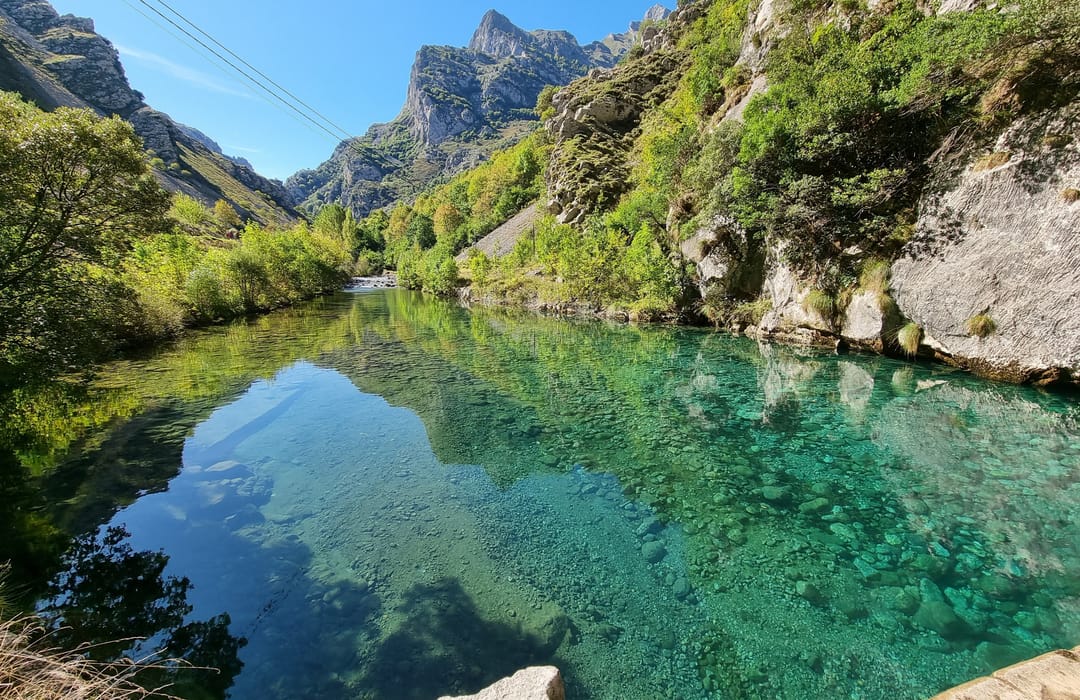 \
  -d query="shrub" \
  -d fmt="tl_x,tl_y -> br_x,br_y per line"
734,298 -> 772,326
966,313 -> 997,338
1062,188 -> 1080,203
355,250 -> 384,277
897,322 -> 923,355
803,289 -> 838,324
467,250 -> 496,288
